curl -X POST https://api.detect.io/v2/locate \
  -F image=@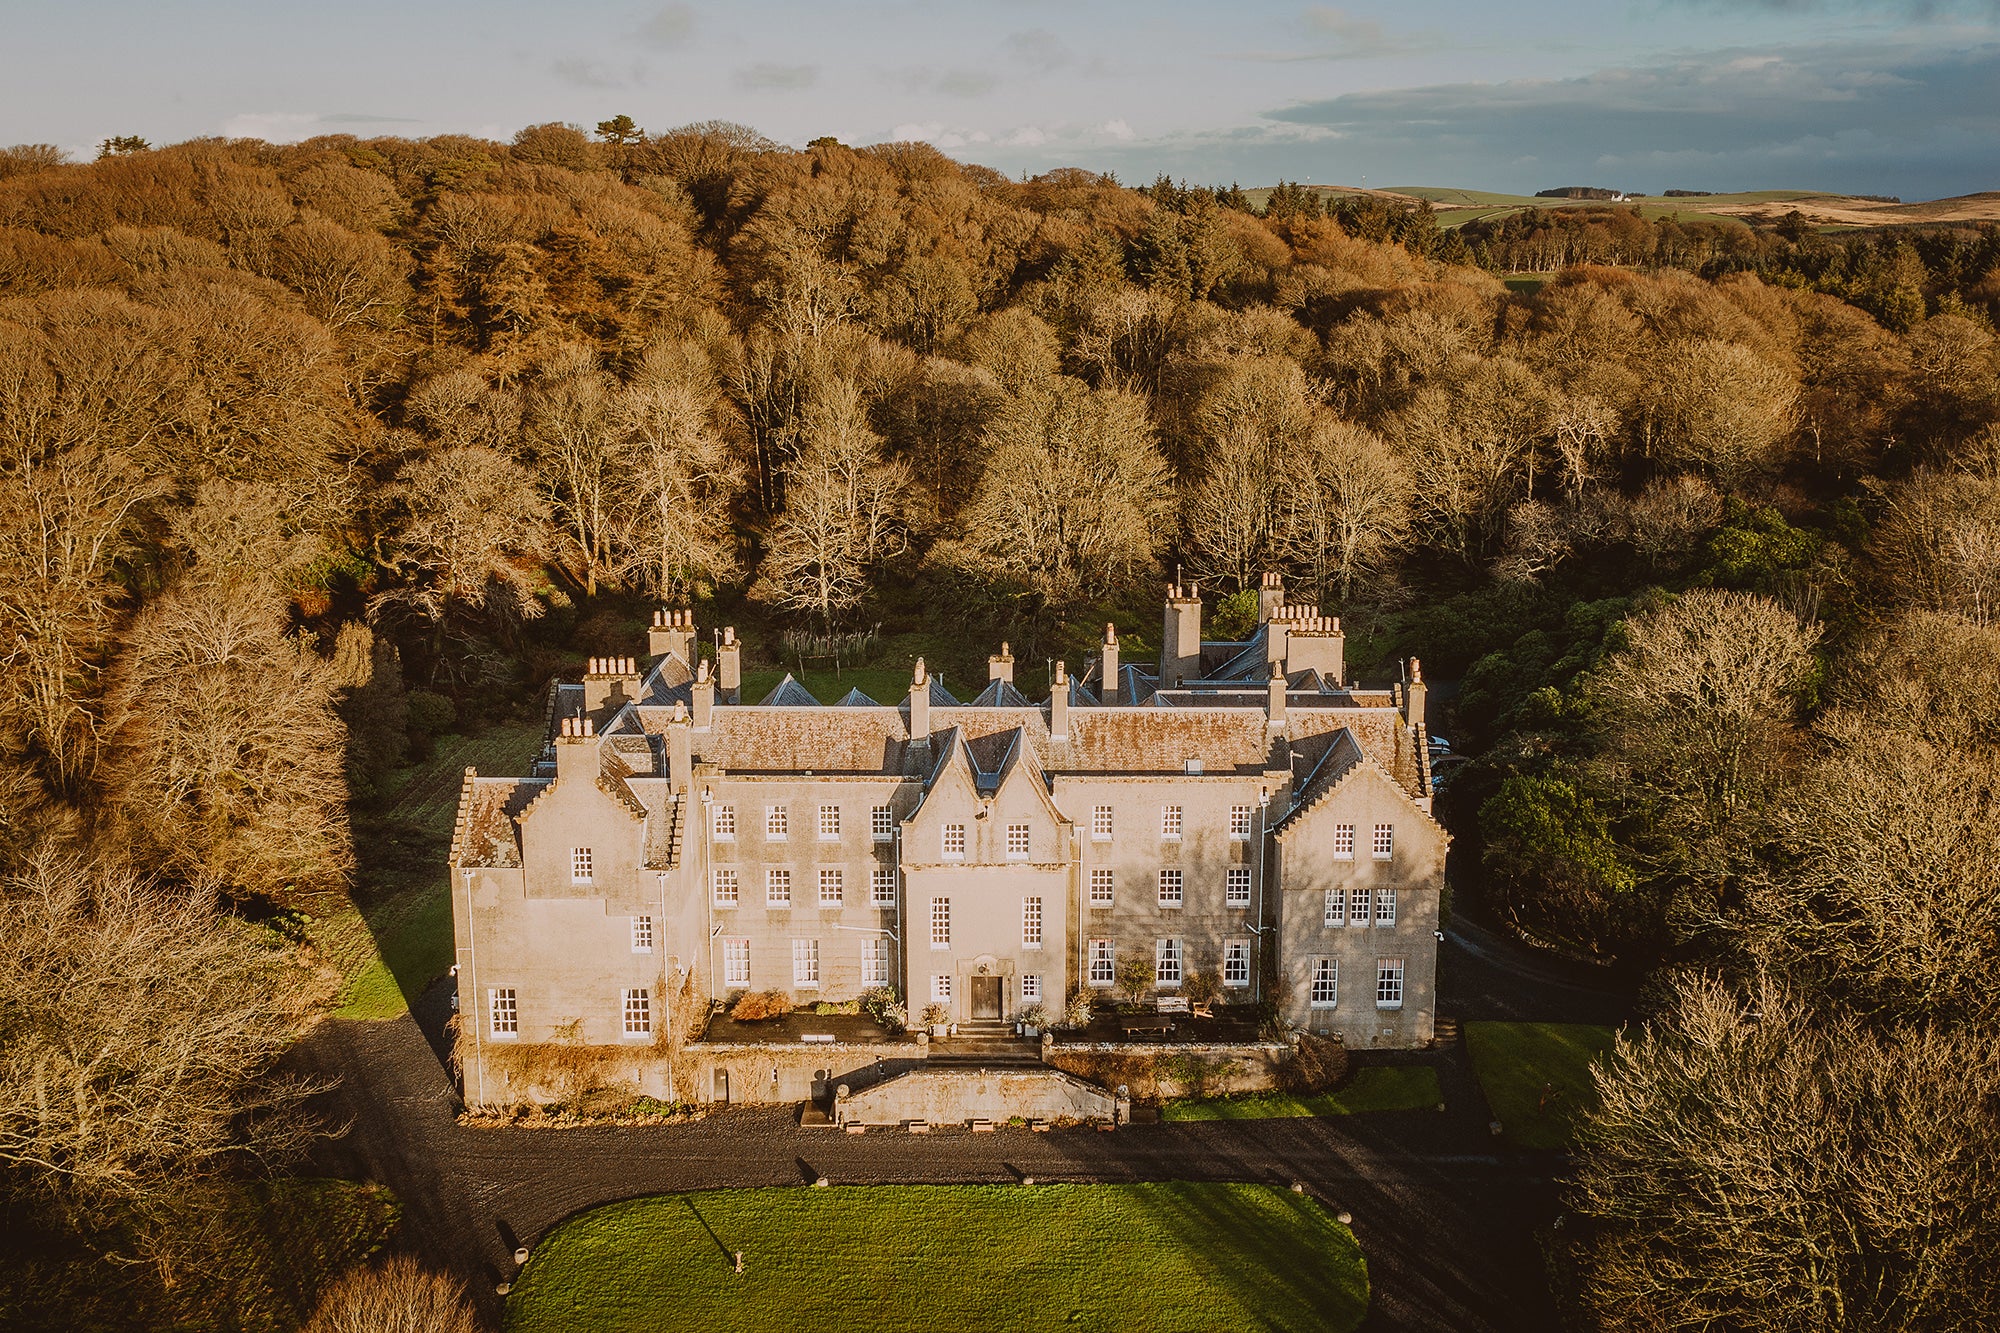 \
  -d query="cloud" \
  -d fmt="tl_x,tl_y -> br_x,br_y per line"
636,4 -> 696,50
1098,119 -> 1136,141
1229,7 -> 1454,62
735,62 -> 818,91
1254,40 -> 2000,195
1658,0 -> 1997,14
220,110 -> 418,141
896,67 -> 999,97
549,58 -> 638,89
1005,29 -> 1073,69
